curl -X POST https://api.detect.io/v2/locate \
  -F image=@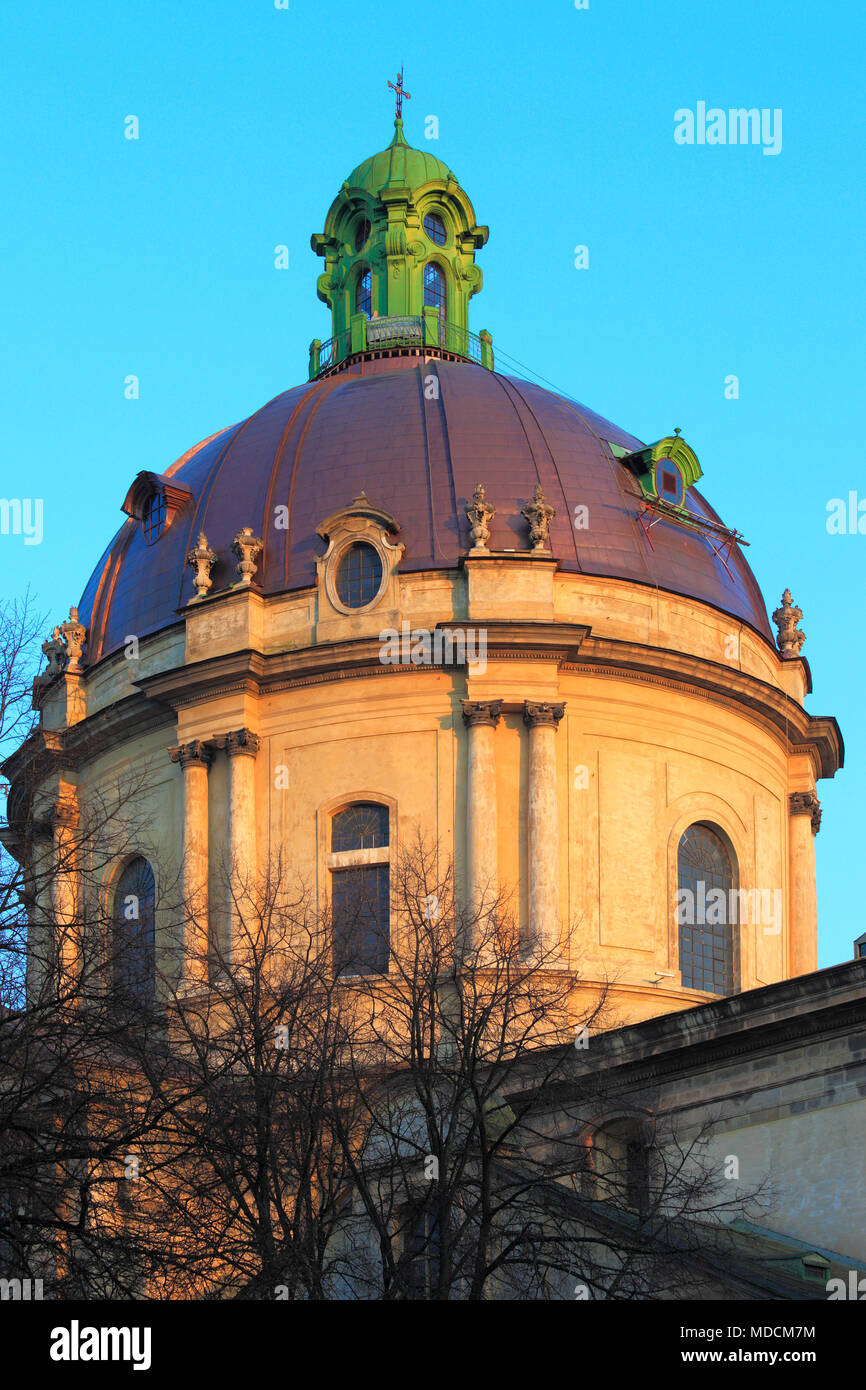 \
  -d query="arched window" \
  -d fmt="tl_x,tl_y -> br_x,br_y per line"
355,267 -> 372,318
423,262 -> 446,317
354,218 -> 371,253
330,803 -> 390,976
588,1118 -> 652,1214
677,824 -> 737,994
112,857 -> 156,1007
